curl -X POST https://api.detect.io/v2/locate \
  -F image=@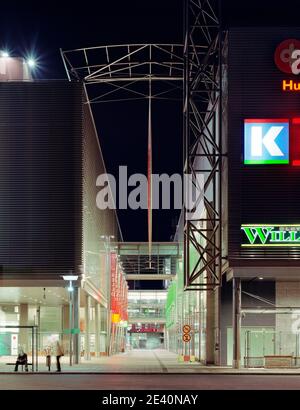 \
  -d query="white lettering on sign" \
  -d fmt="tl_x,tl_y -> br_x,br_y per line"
250,126 -> 284,157
291,49 -> 300,75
